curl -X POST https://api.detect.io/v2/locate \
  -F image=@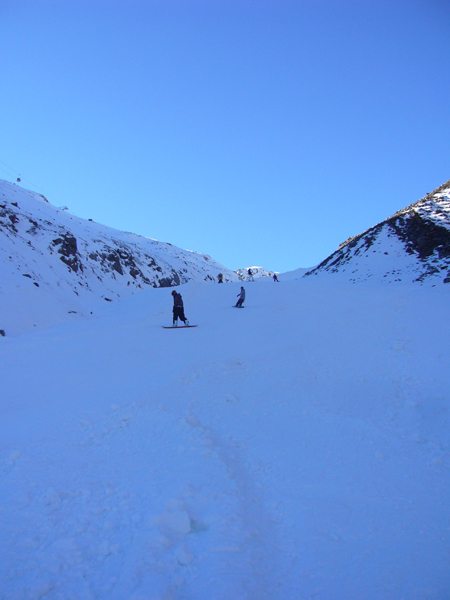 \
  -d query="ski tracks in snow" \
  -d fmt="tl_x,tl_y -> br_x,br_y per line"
0,374 -> 284,600
169,356 -> 290,599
